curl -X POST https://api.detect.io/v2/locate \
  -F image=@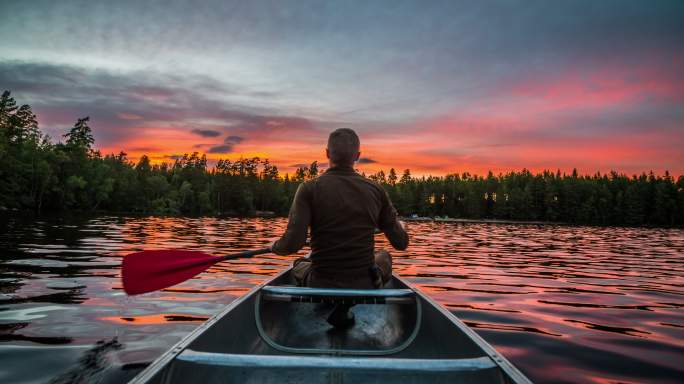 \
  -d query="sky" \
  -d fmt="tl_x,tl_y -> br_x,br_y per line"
1,0 -> 683,176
